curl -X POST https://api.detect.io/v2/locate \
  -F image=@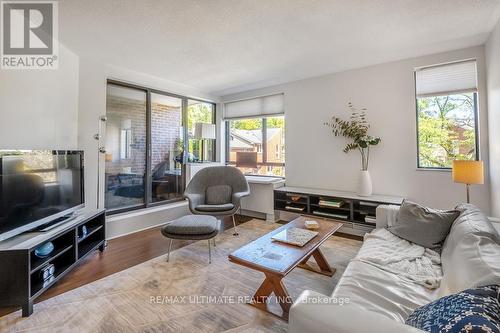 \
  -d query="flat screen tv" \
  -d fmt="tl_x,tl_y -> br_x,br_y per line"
0,150 -> 84,242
